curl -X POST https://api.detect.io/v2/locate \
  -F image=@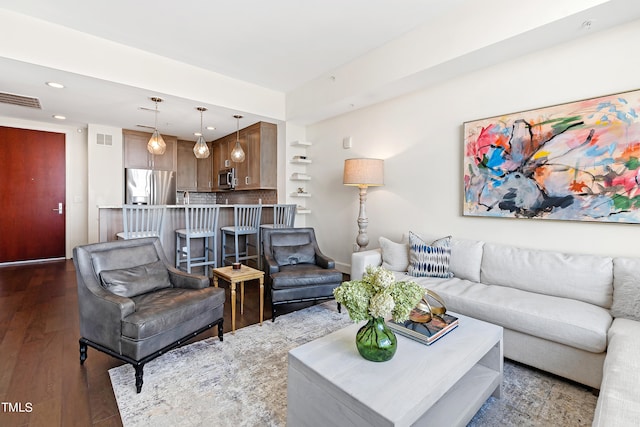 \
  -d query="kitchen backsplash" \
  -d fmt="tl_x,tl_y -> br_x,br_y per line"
176,190 -> 277,205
